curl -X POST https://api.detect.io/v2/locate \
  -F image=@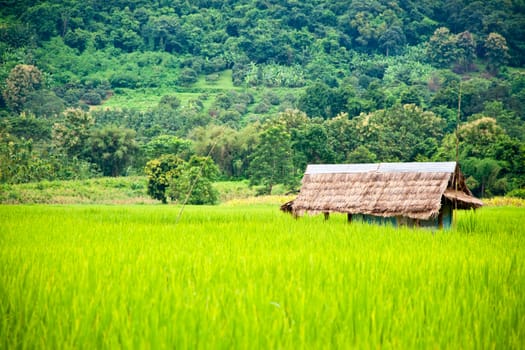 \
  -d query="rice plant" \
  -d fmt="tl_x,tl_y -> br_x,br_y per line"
0,205 -> 523,349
